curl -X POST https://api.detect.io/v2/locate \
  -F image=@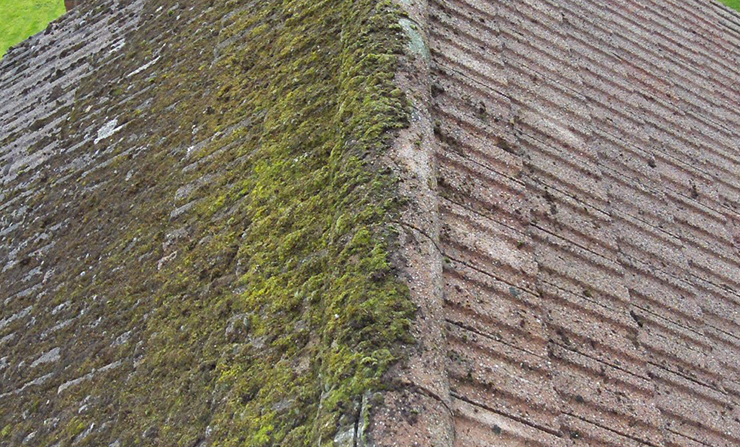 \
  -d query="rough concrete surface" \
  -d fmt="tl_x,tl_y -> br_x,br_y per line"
427,0 -> 740,445
2,0 -> 740,446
